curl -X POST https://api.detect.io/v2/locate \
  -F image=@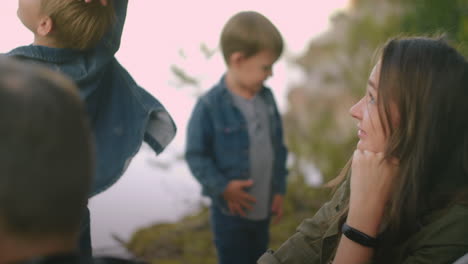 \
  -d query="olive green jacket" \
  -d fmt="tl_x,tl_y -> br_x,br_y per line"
258,179 -> 468,264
